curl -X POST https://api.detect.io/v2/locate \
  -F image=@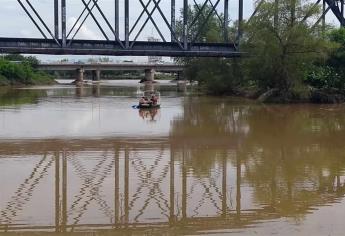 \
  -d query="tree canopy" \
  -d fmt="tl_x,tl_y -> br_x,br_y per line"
177,0 -> 345,102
